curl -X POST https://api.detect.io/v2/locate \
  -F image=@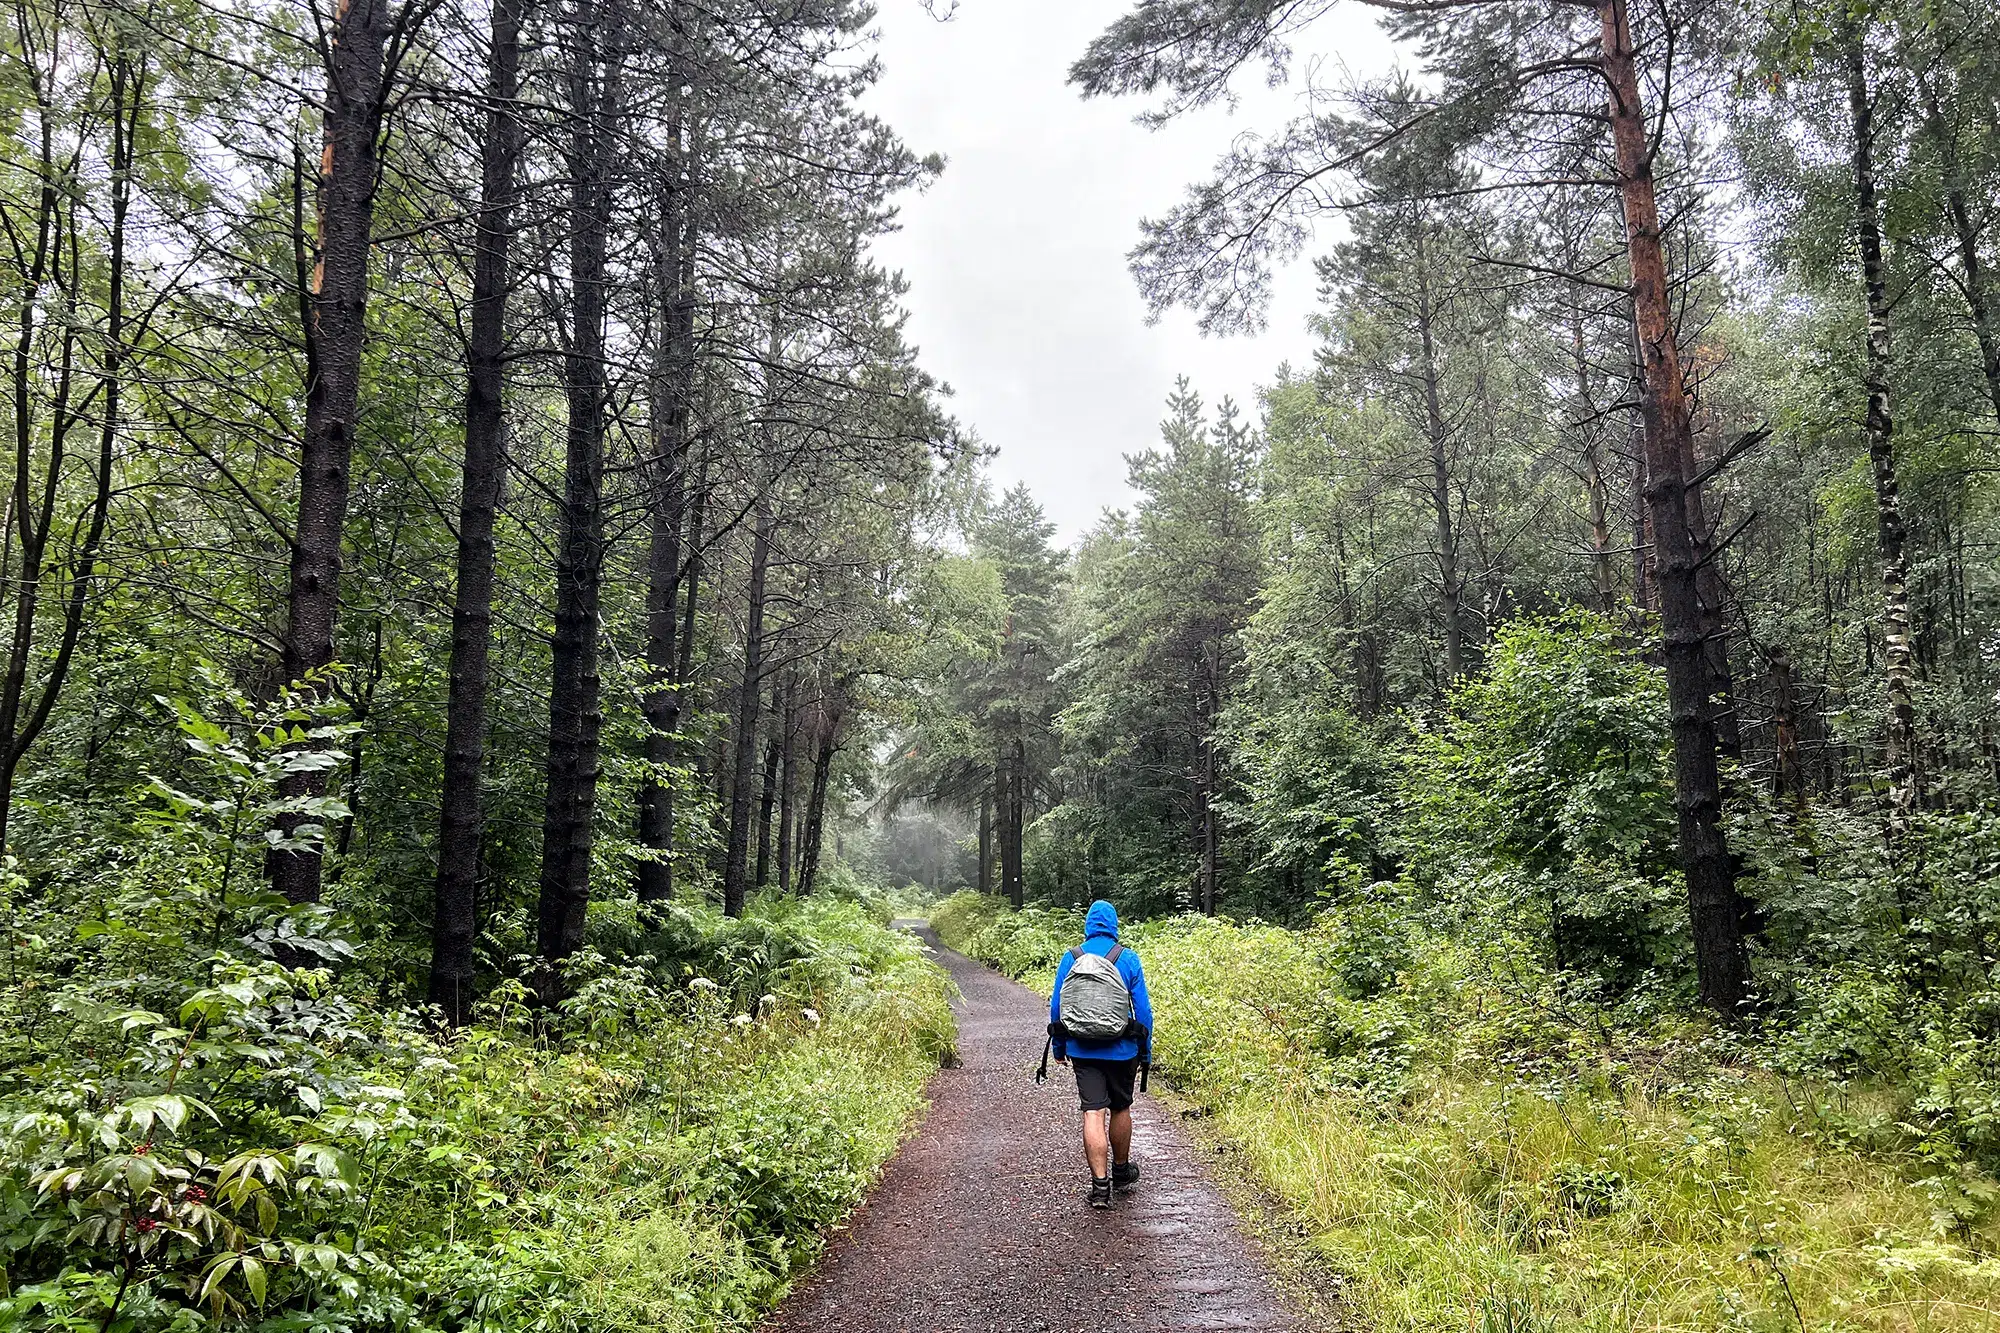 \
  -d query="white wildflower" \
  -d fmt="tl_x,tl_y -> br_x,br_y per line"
731,1013 -> 754,1027
801,1008 -> 821,1025
688,977 -> 720,992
